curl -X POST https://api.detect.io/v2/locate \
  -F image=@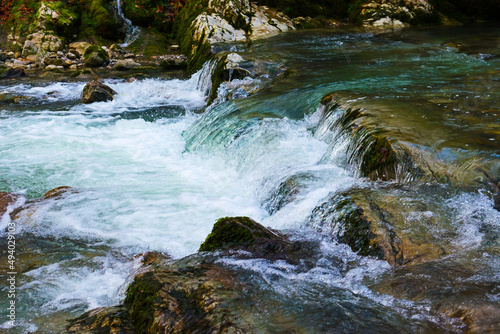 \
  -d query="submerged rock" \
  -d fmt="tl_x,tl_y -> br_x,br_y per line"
371,257 -> 500,332
82,80 -> 117,104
